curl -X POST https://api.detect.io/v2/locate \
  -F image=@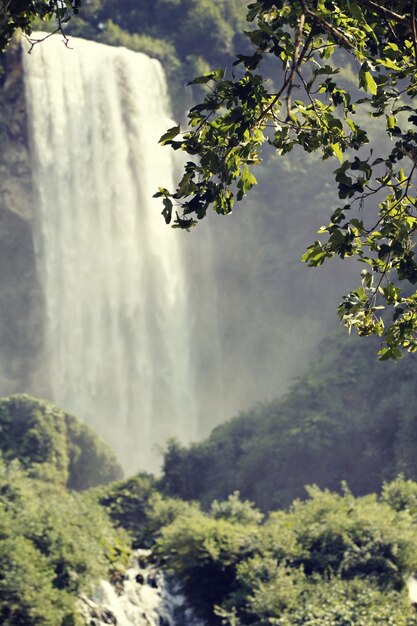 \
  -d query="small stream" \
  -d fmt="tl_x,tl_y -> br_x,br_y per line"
80,550 -> 200,626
